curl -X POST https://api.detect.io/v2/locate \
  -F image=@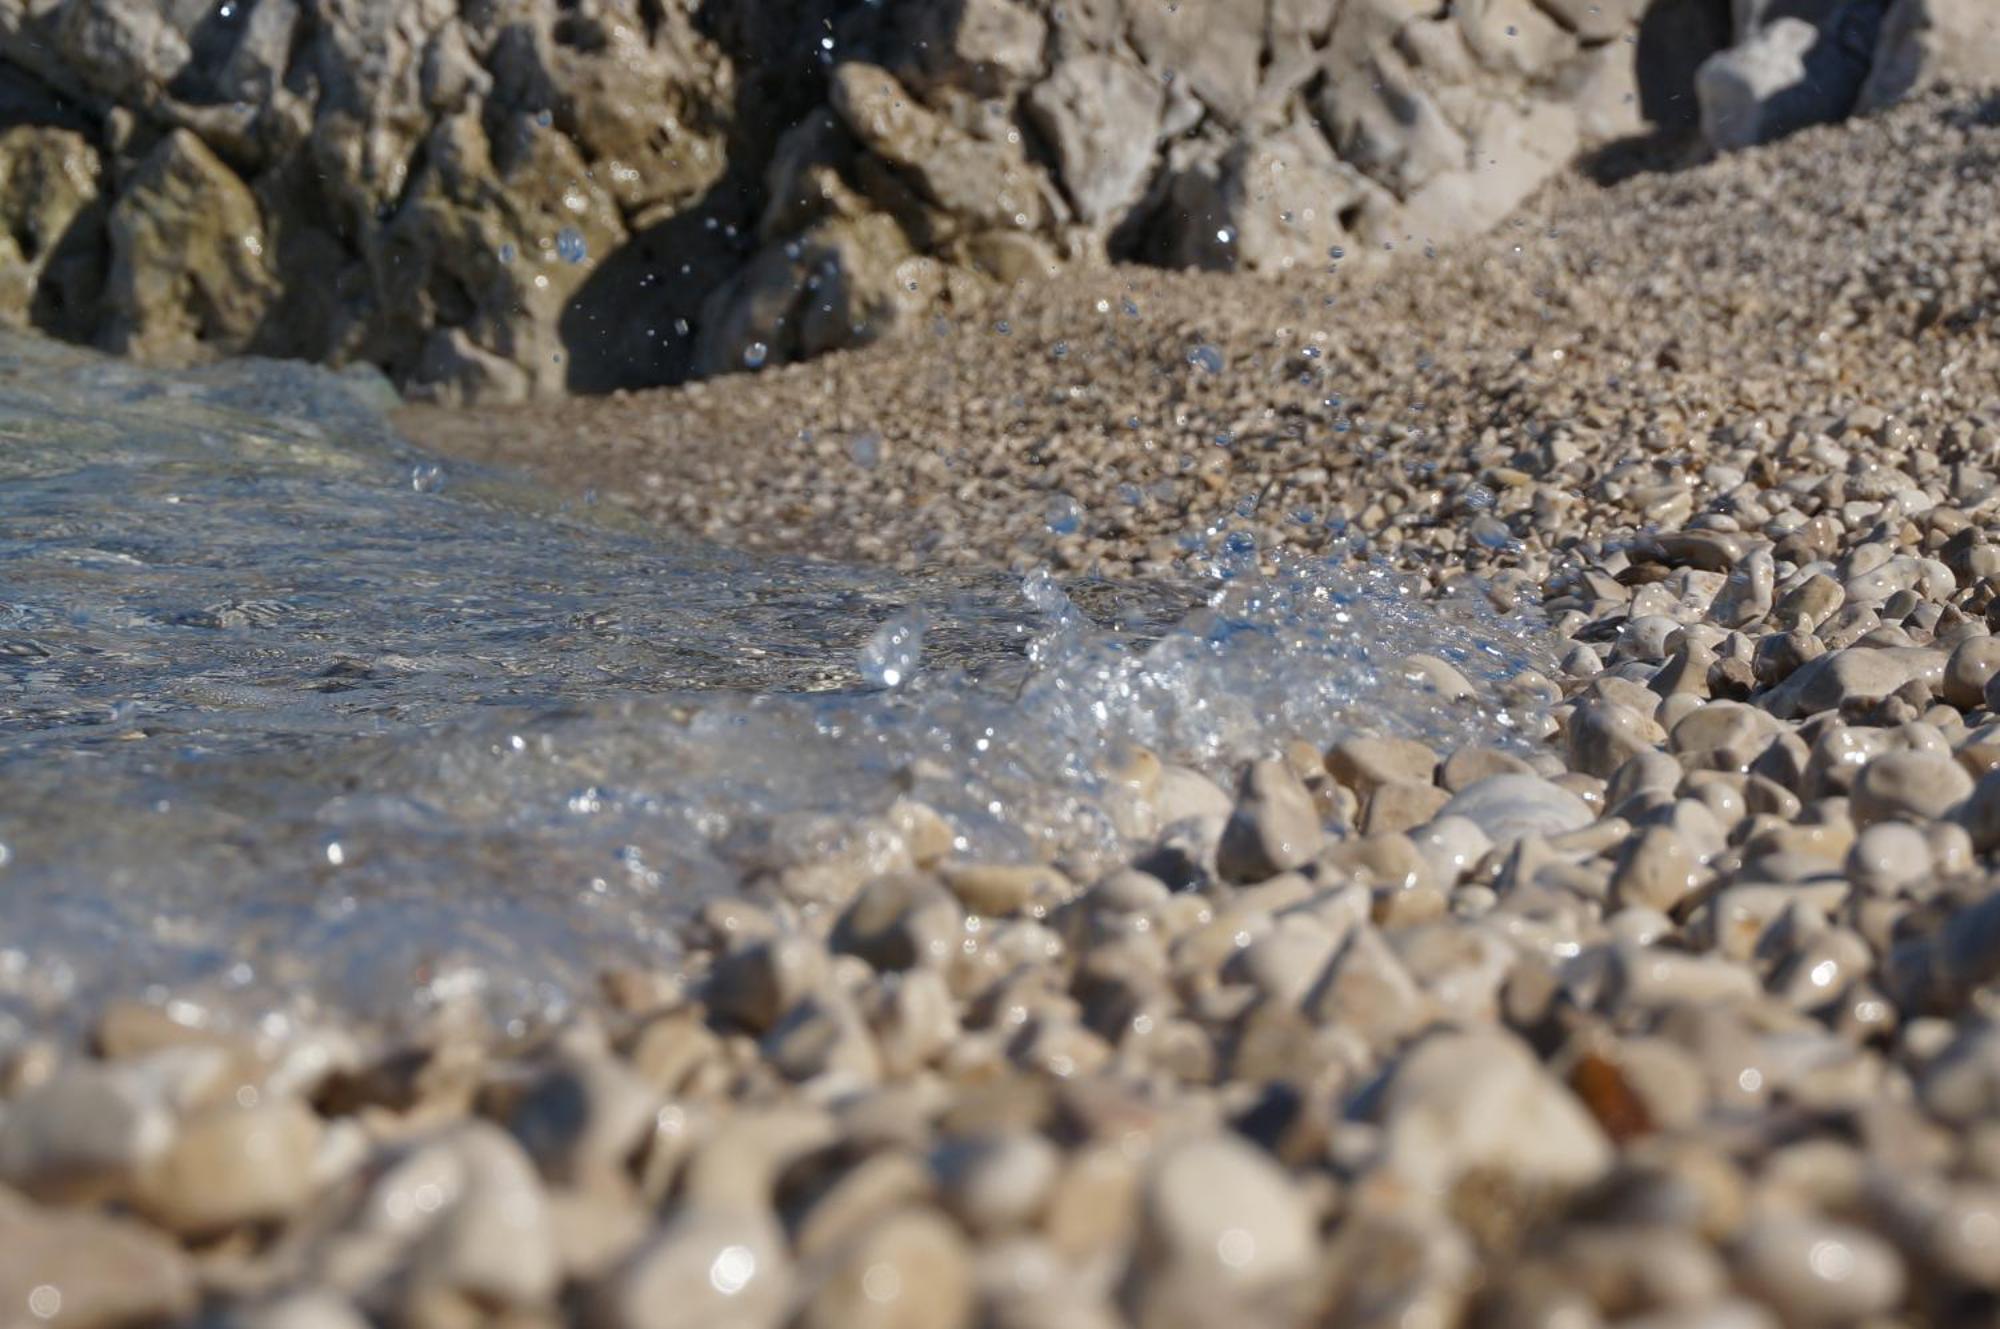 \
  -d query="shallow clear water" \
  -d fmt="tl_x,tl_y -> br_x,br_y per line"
0,334 -> 1551,1039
